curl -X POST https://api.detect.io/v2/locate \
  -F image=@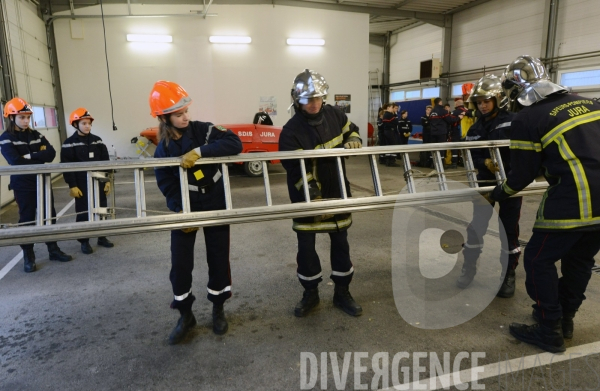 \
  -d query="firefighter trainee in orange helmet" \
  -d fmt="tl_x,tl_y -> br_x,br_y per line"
0,98 -> 73,273
60,108 -> 114,254
150,81 -> 242,344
